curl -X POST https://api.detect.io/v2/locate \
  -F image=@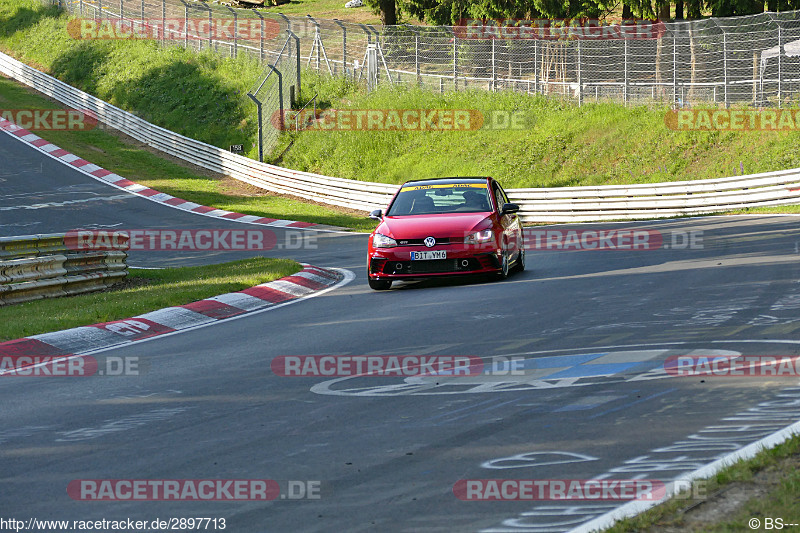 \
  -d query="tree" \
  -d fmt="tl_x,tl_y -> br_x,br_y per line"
365,0 -> 399,25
